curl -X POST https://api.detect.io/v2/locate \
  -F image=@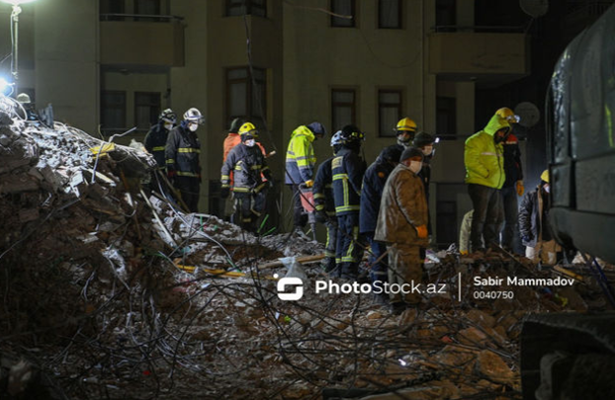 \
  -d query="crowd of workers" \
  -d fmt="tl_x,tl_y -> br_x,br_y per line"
143,106 -> 557,312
